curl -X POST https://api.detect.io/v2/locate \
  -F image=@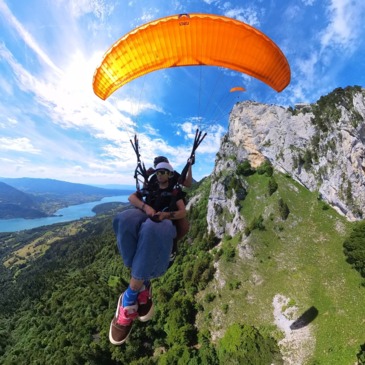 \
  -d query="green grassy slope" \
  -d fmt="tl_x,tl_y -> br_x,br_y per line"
197,172 -> 364,365
0,172 -> 363,364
